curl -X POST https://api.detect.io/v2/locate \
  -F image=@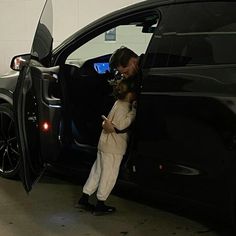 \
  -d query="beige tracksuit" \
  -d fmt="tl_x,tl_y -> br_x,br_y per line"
83,100 -> 136,201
